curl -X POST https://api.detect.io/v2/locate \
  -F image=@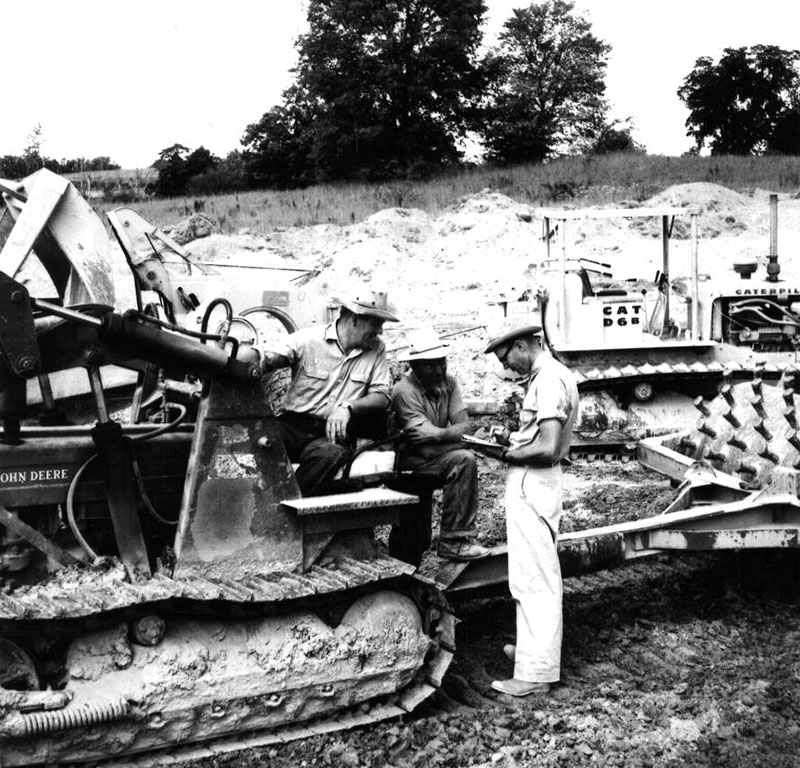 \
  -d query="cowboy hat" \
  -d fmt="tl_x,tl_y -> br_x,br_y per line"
483,319 -> 543,354
398,327 -> 450,362
335,288 -> 400,322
